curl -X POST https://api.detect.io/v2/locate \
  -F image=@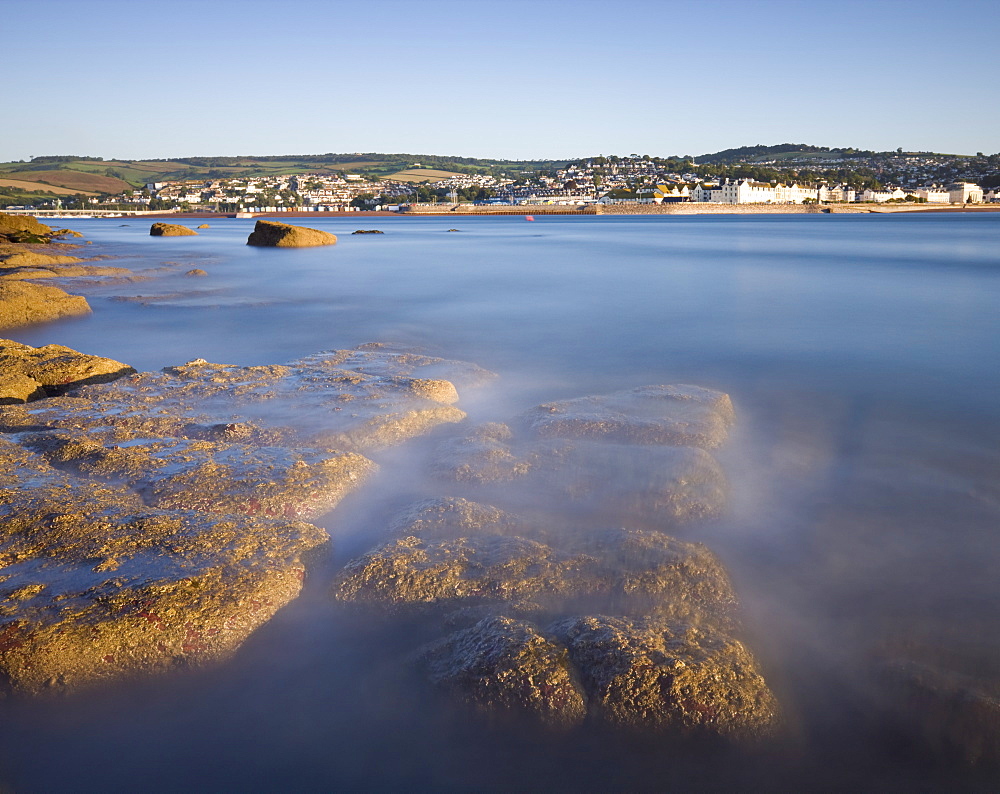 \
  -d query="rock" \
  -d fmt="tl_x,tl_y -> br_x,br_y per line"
876,657 -> 1000,765
336,499 -> 738,627
0,280 -> 91,330
0,252 -> 83,267
435,427 -> 728,526
549,615 -> 779,740
446,229 -> 460,232
246,220 -> 336,248
0,264 -> 134,281
421,615 -> 586,727
0,345 -> 497,695
336,533 -> 588,614
0,213 -> 54,243
0,372 -> 46,404
196,224 -> 210,229
0,436 -> 328,695
431,384 -> 736,527
871,628 -> 1000,767
351,229 -> 383,234
149,223 -> 198,237
518,385 -> 735,449
20,430 -> 376,520
0,346 -> 491,453
0,339 -> 135,403
185,269 -> 208,277
0,345 -> 471,458
337,498 -> 776,740
51,229 -> 83,238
